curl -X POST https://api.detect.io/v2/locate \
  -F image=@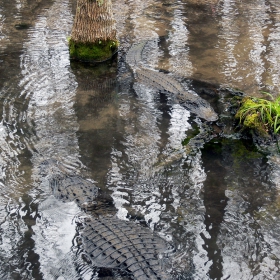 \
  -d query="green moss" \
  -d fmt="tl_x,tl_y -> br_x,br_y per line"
243,111 -> 267,134
243,112 -> 258,127
69,39 -> 118,62
181,125 -> 200,146
235,96 -> 275,136
181,137 -> 191,146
